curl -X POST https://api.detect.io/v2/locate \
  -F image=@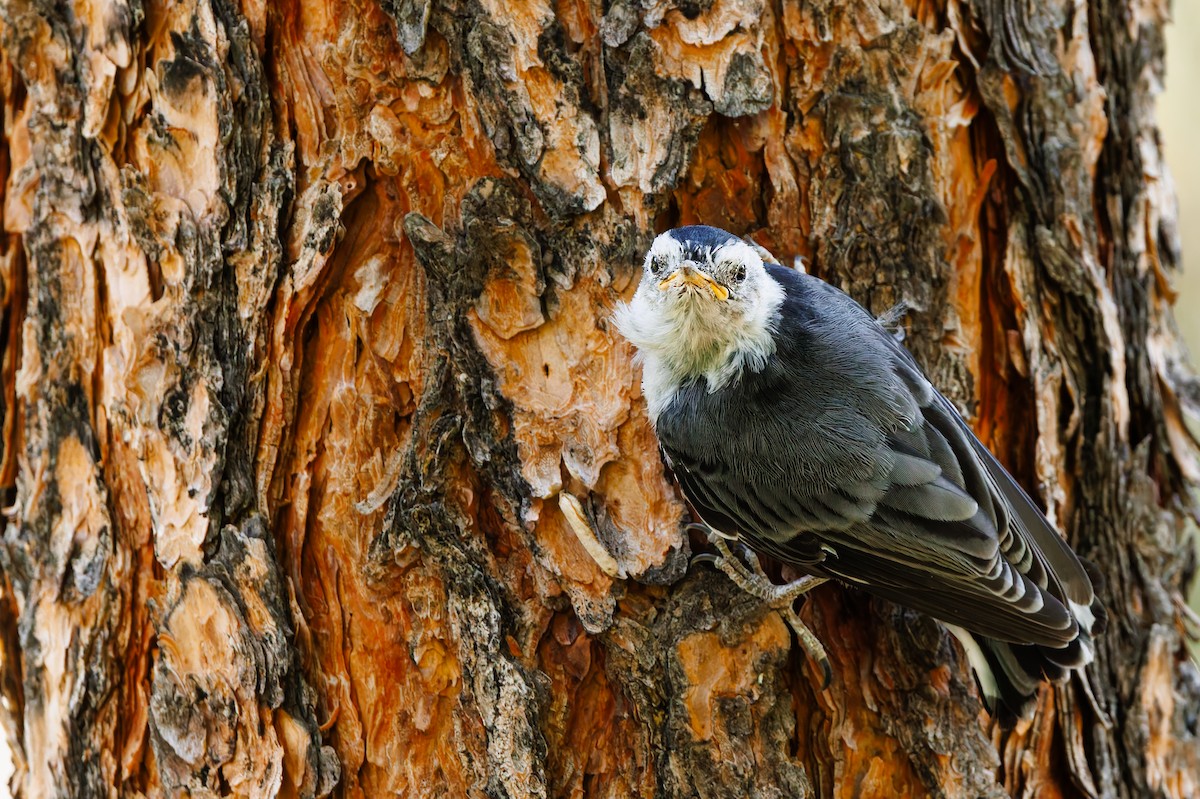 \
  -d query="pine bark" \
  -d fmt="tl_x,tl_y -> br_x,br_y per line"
0,0 -> 1196,797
